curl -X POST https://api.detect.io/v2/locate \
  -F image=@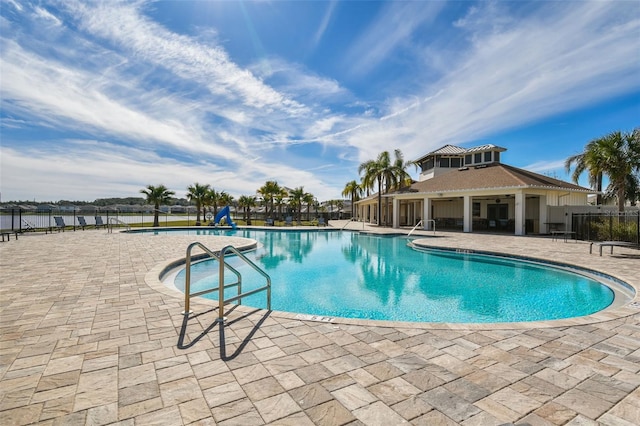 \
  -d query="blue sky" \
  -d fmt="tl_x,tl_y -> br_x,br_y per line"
1,0 -> 639,203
